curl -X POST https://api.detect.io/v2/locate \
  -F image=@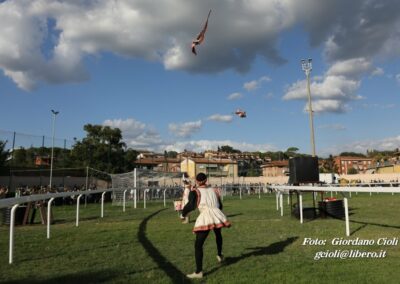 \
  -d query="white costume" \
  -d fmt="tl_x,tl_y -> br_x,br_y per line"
193,186 -> 230,232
